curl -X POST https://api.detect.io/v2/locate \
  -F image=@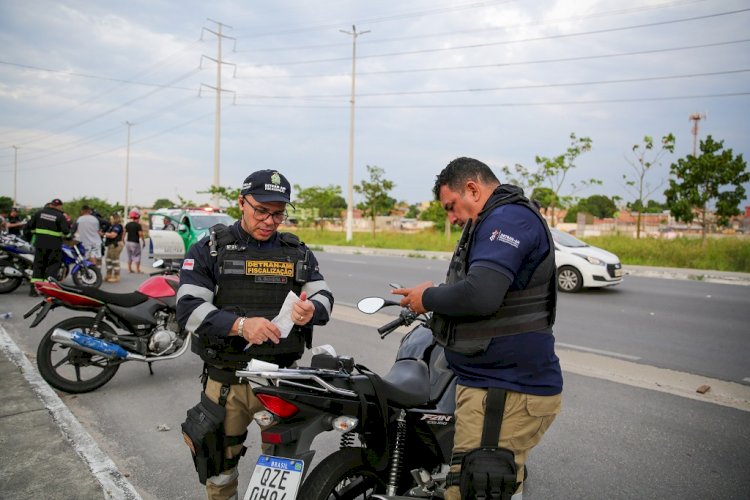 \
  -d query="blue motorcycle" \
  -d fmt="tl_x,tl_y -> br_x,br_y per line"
58,240 -> 103,289
0,233 -> 34,293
